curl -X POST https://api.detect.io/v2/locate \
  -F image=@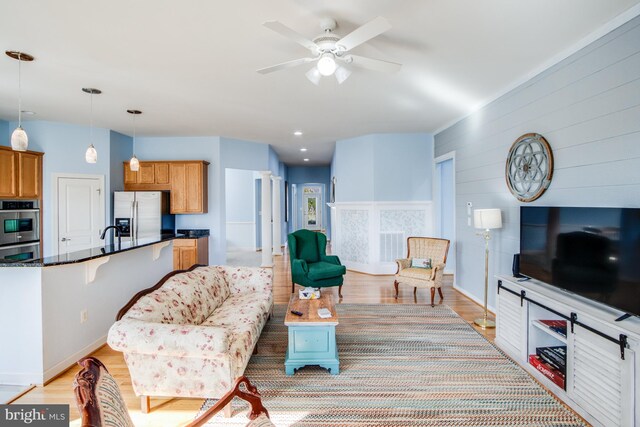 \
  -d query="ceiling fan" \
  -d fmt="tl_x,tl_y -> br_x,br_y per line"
257,16 -> 402,85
